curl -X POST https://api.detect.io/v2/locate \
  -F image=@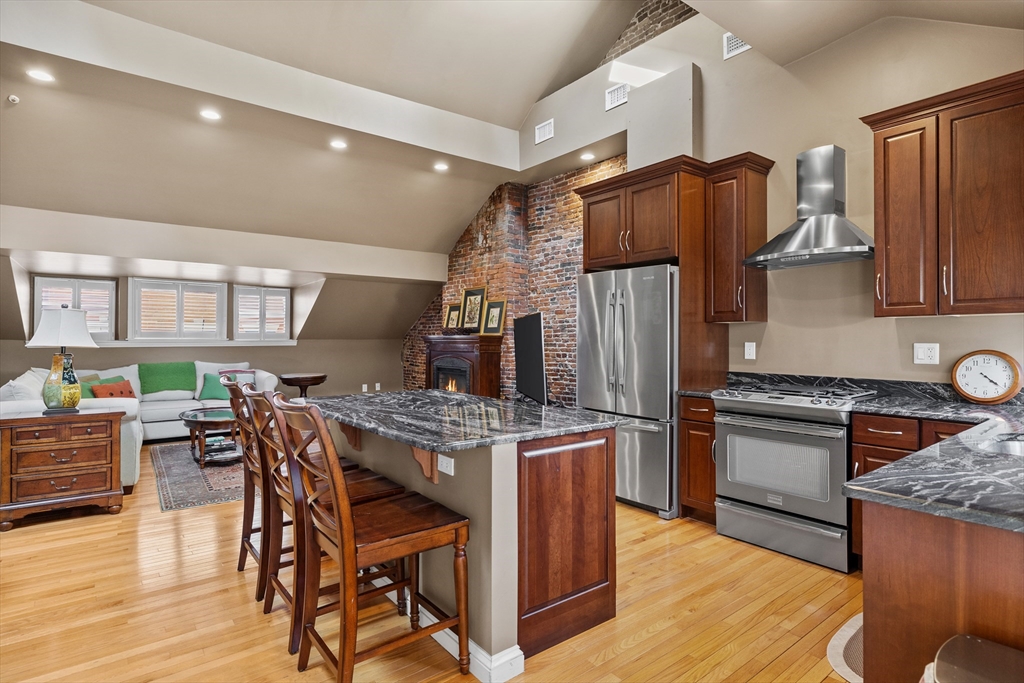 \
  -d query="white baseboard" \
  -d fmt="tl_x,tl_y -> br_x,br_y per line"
373,580 -> 525,683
